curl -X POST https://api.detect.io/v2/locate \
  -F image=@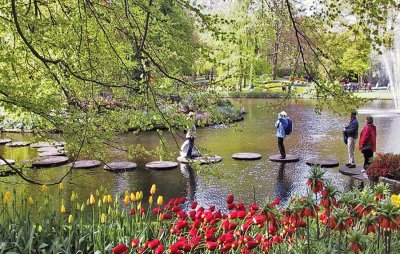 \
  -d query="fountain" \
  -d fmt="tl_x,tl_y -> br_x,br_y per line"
382,21 -> 400,114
